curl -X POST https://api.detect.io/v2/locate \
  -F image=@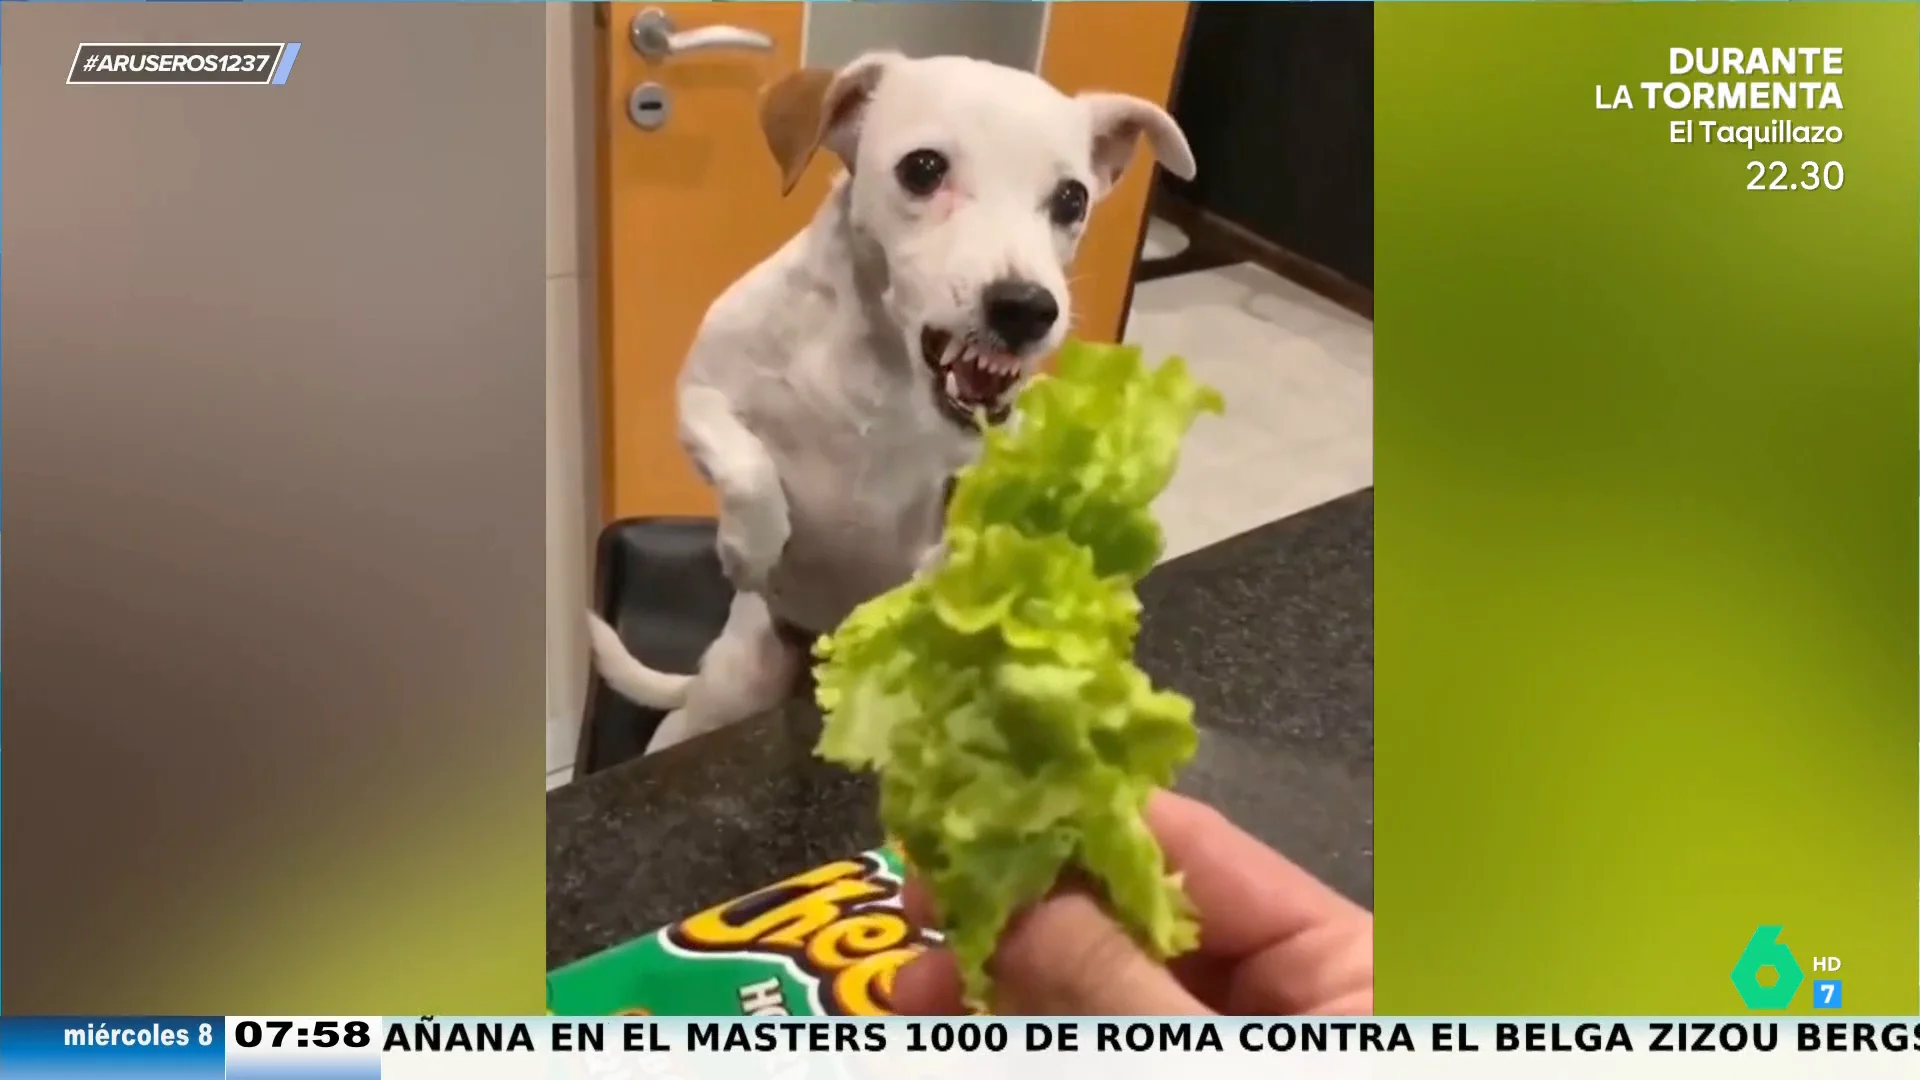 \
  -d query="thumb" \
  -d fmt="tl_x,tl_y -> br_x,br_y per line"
991,892 -> 1213,1016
